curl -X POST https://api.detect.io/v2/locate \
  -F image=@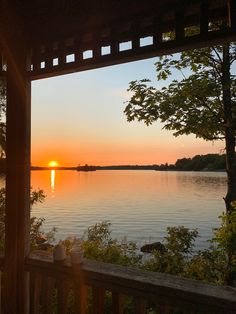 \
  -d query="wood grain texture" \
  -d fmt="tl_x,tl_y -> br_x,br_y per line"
26,253 -> 236,313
